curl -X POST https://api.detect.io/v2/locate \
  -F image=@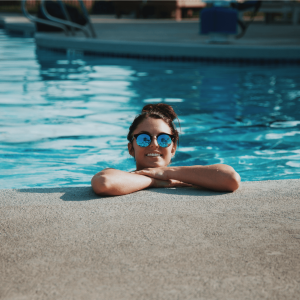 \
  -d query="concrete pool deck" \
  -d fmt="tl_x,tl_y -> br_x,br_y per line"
1,179 -> 300,299
0,15 -> 35,37
1,14 -> 300,61
33,21 -> 300,62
